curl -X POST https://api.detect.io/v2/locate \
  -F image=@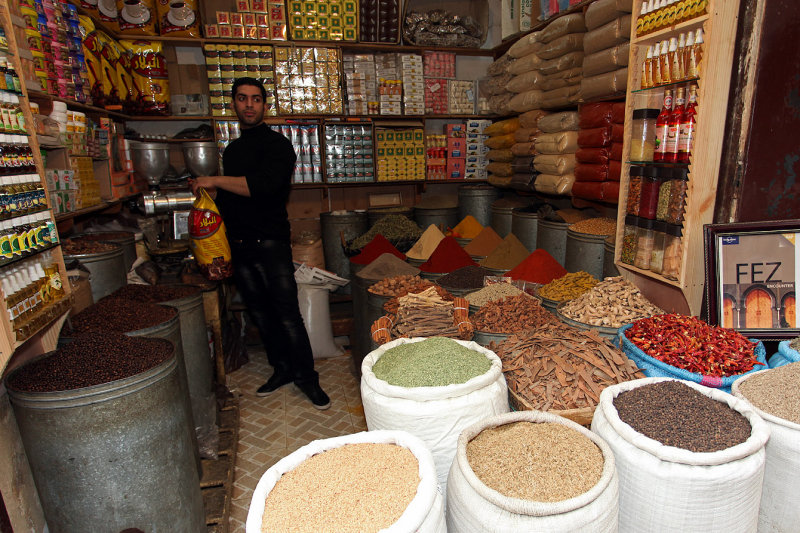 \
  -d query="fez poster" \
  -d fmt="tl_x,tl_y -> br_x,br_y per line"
717,232 -> 798,330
